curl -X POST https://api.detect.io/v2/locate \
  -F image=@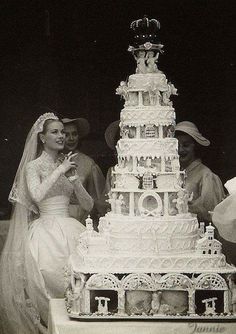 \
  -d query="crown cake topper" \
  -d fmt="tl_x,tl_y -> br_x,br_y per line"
129,15 -> 163,52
